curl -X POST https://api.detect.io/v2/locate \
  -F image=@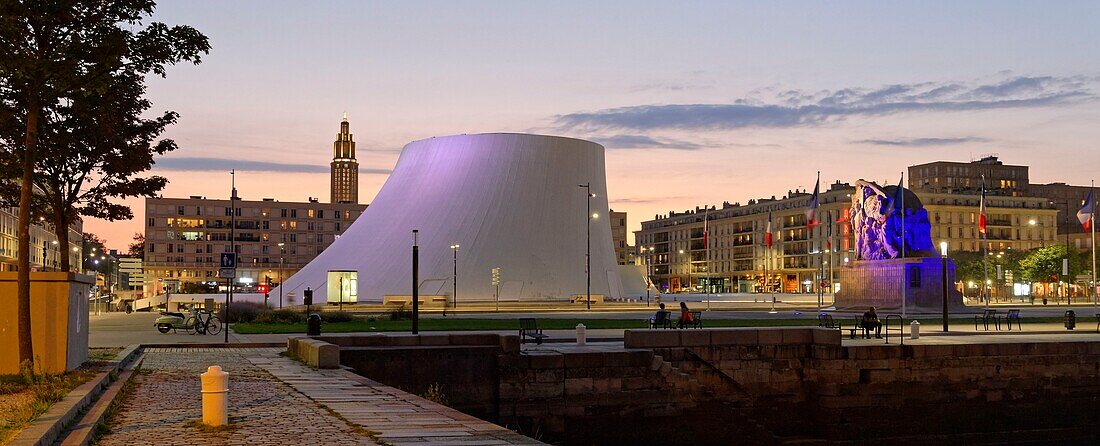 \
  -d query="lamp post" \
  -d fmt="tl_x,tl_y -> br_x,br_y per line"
41,241 -> 48,272
679,249 -> 686,294
412,229 -> 419,334
277,242 -> 285,308
941,241 -> 949,332
578,183 -> 594,310
646,246 -> 654,307
450,244 -> 460,311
